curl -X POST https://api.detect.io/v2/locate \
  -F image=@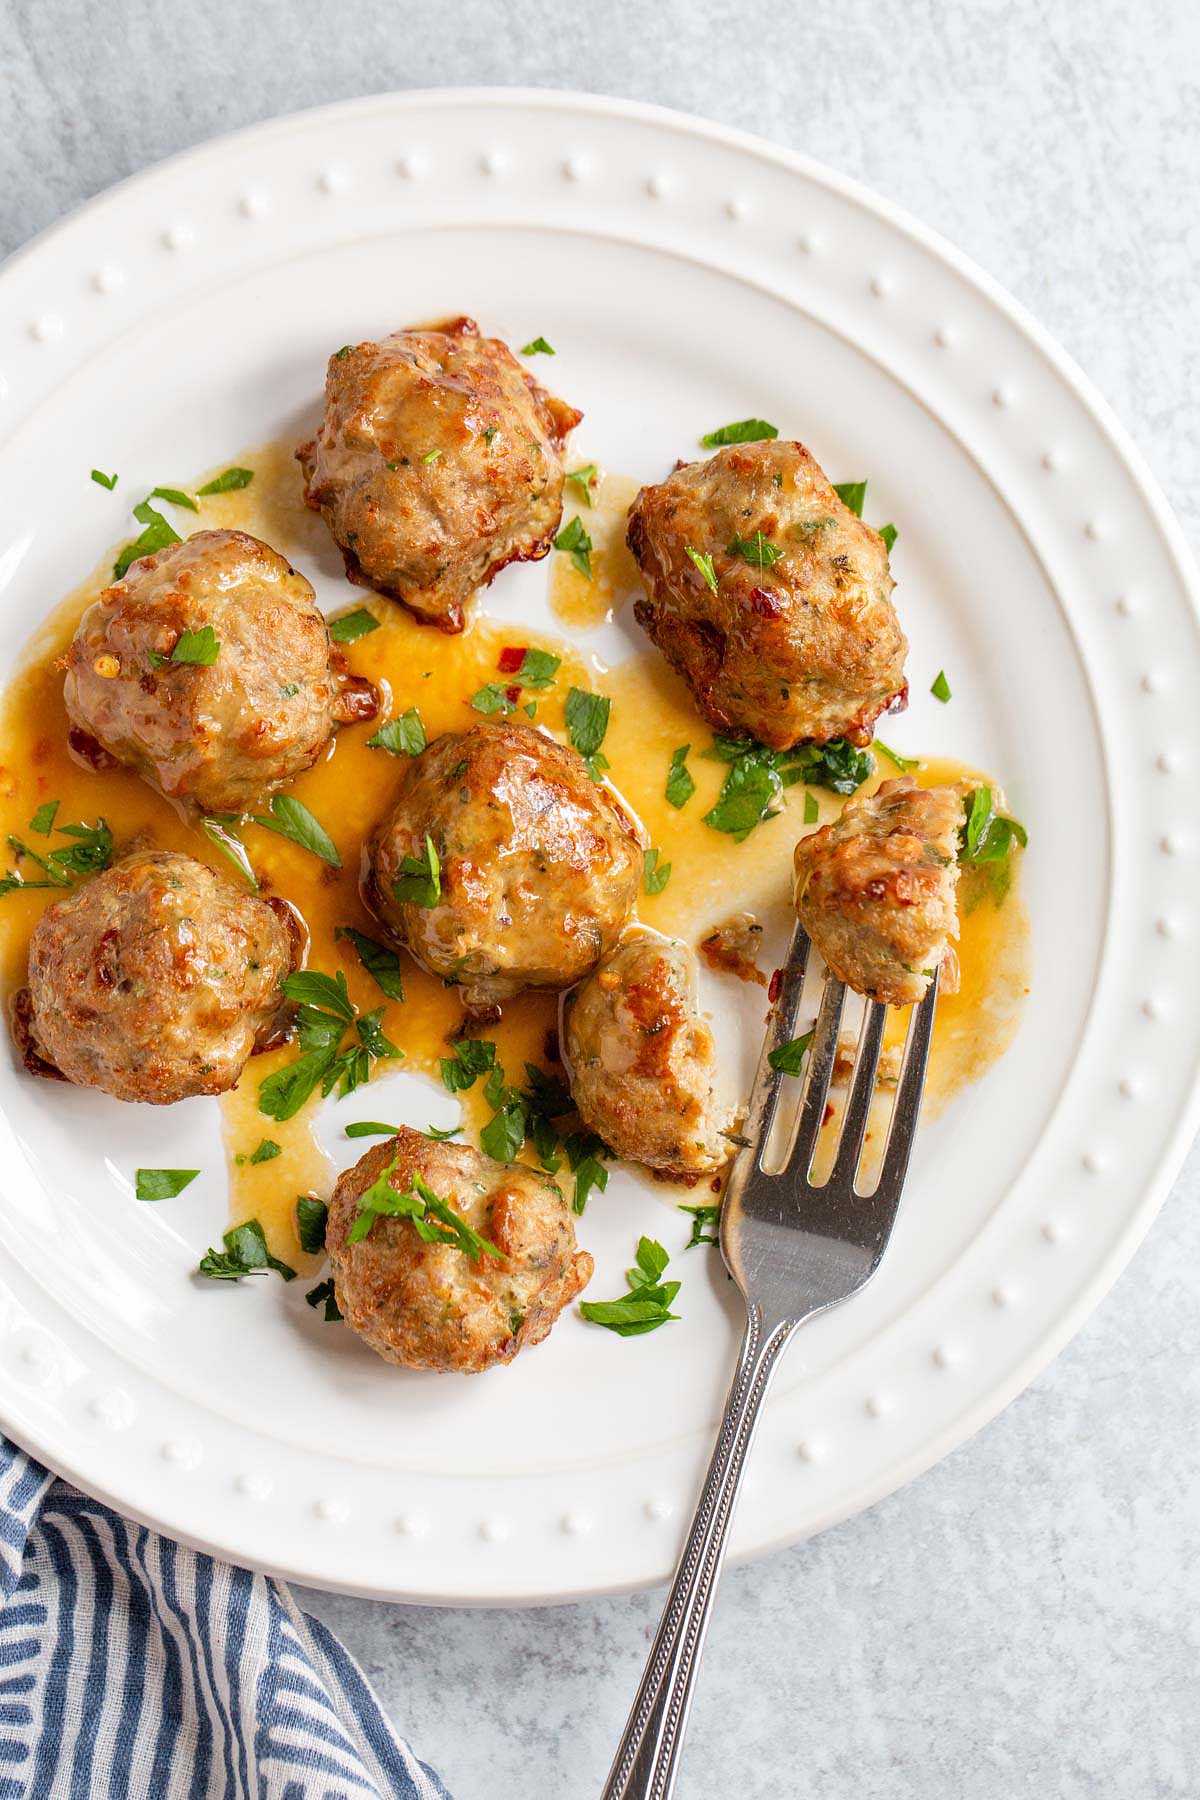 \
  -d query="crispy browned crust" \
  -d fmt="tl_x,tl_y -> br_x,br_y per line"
297,319 -> 582,631
564,934 -> 731,1175
326,1127 -> 592,1373
366,720 -> 643,1011
627,440 -> 907,749
63,529 -> 349,813
21,850 -> 296,1104
793,777 -> 960,1005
